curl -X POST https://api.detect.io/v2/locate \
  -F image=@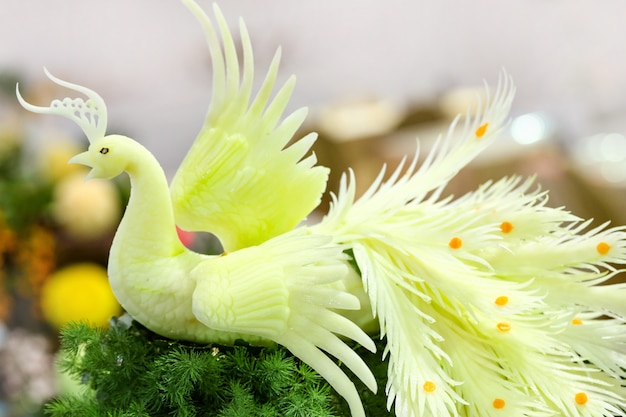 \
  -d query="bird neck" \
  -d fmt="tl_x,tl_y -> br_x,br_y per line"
111,141 -> 185,263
